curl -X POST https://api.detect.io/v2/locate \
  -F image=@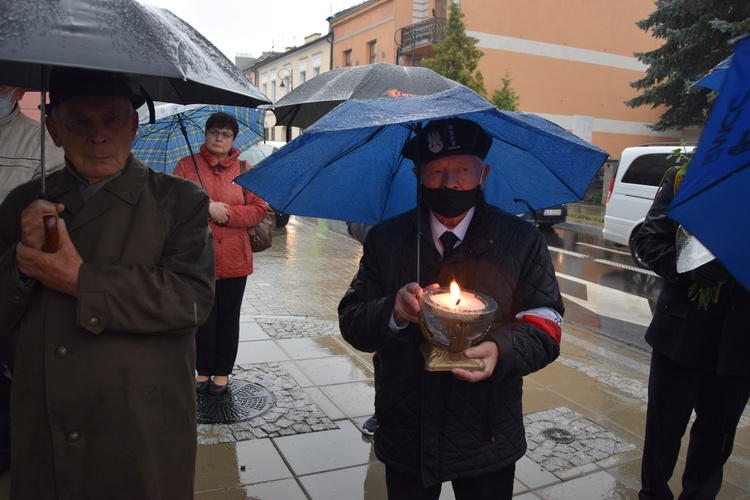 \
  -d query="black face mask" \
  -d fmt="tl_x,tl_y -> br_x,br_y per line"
420,186 -> 481,218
